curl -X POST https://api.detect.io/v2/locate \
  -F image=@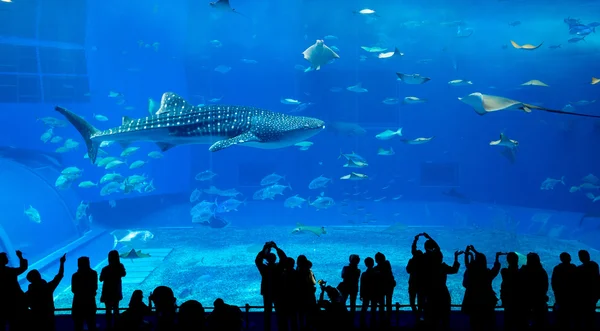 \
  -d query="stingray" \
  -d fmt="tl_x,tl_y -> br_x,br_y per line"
396,73 -> 431,84
510,40 -> 544,50
458,92 -> 600,118
490,133 -> 518,149
120,249 -> 151,260
208,0 -> 247,17
302,40 -> 340,71
521,79 -> 549,87
291,223 -> 327,236
592,77 -> 599,85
